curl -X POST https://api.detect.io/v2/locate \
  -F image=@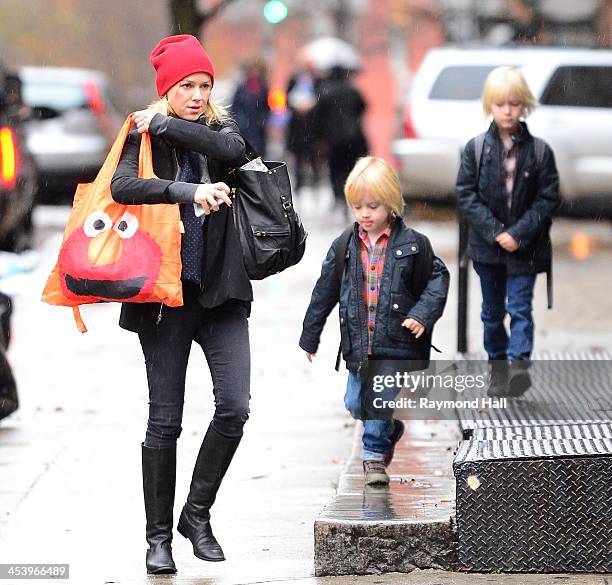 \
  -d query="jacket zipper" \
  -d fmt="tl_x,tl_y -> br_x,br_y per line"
156,303 -> 163,325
